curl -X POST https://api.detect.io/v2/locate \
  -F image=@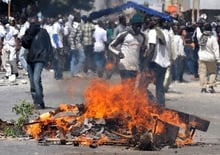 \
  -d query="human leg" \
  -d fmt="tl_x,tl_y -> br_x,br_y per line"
75,48 -> 85,74
18,47 -> 28,71
207,61 -> 217,93
193,47 -> 199,78
177,56 -> 186,82
28,62 -> 45,108
153,63 -> 167,106
53,48 -> 64,80
70,50 -> 78,76
184,46 -> 194,74
163,66 -> 171,92
83,45 -> 94,73
94,52 -> 106,78
119,70 -> 138,87
8,46 -> 18,77
199,60 -> 208,92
